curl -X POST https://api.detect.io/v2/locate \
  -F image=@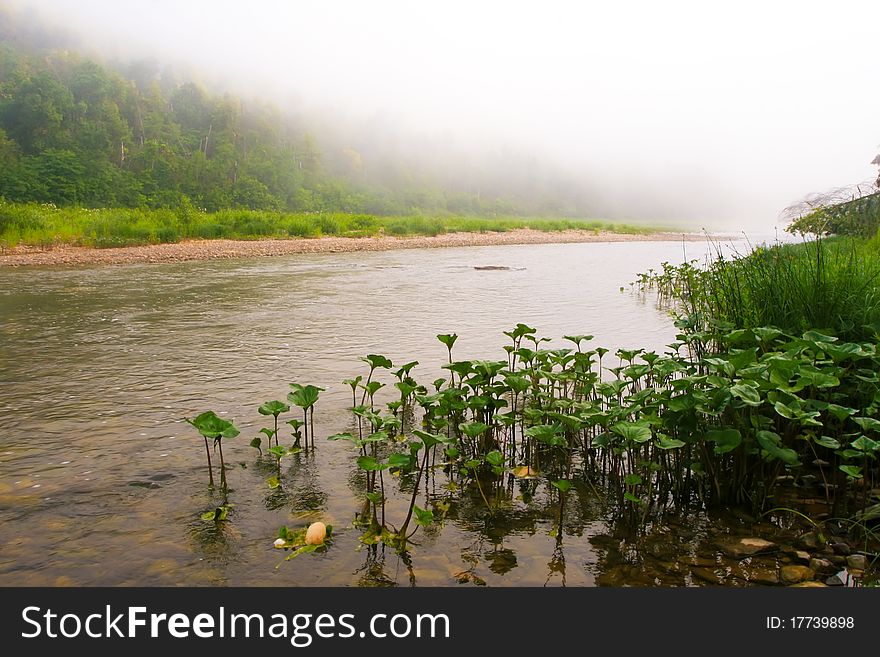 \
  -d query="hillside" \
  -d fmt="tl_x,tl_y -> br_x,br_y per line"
0,31 -> 592,218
